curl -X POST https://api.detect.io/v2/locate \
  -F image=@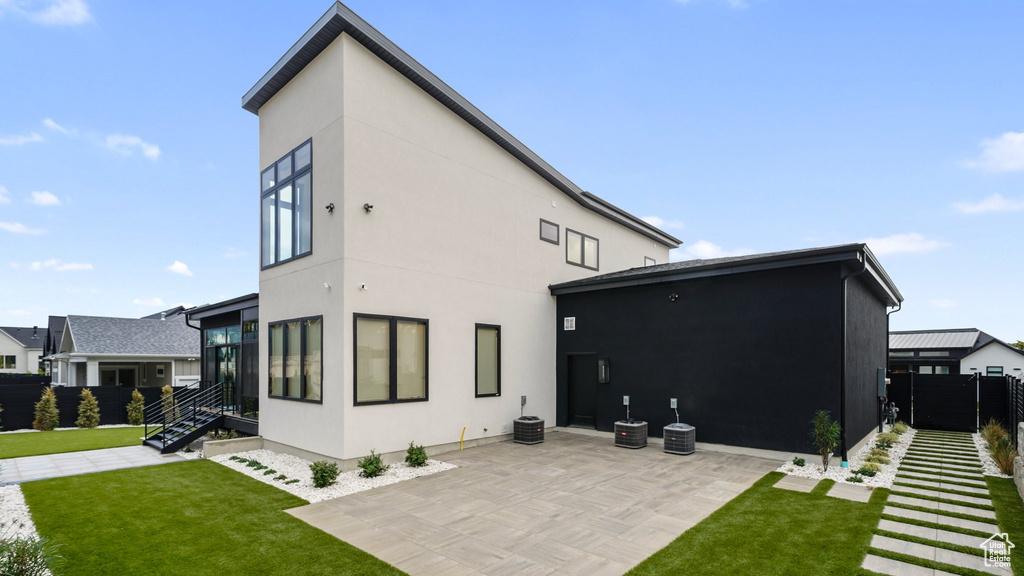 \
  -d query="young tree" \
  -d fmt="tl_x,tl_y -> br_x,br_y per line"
32,387 -> 60,431
160,385 -> 179,421
75,388 -> 101,428
1010,340 -> 1024,351
810,410 -> 841,472
126,389 -> 146,426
